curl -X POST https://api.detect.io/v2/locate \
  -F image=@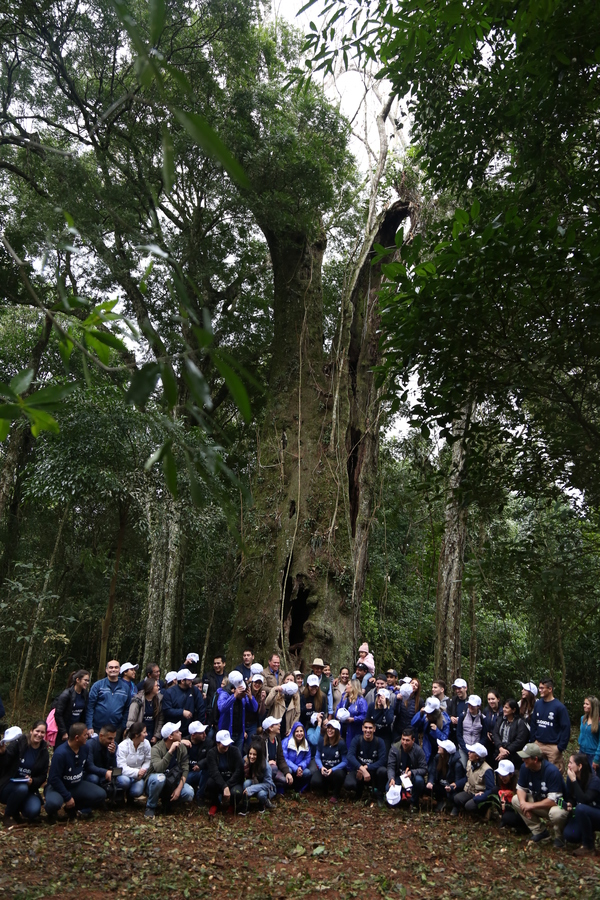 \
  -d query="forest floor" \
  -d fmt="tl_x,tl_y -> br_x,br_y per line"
1,793 -> 599,900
